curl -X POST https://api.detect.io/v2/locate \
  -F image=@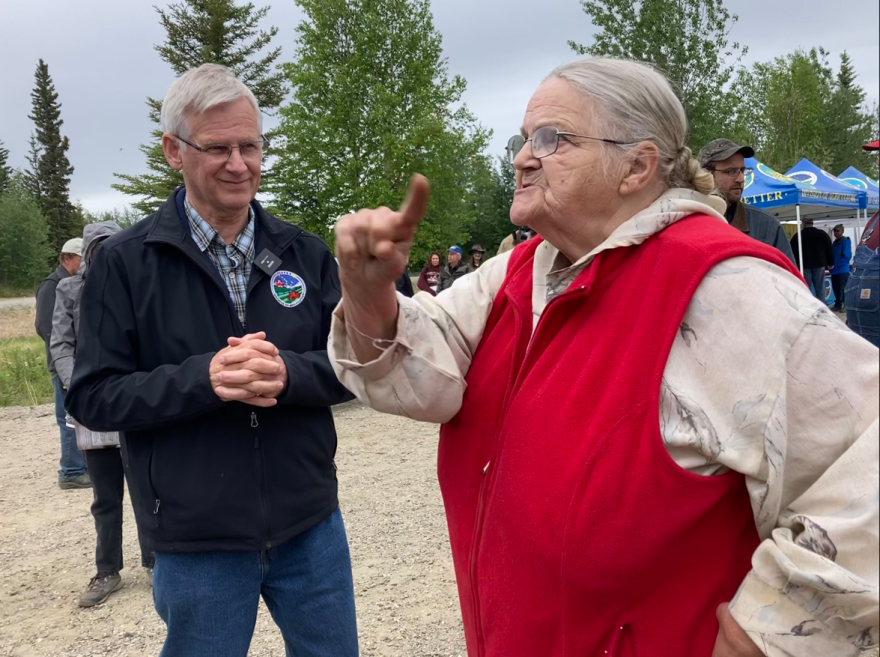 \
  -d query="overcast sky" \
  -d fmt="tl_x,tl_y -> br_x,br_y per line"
1,0 -> 877,212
